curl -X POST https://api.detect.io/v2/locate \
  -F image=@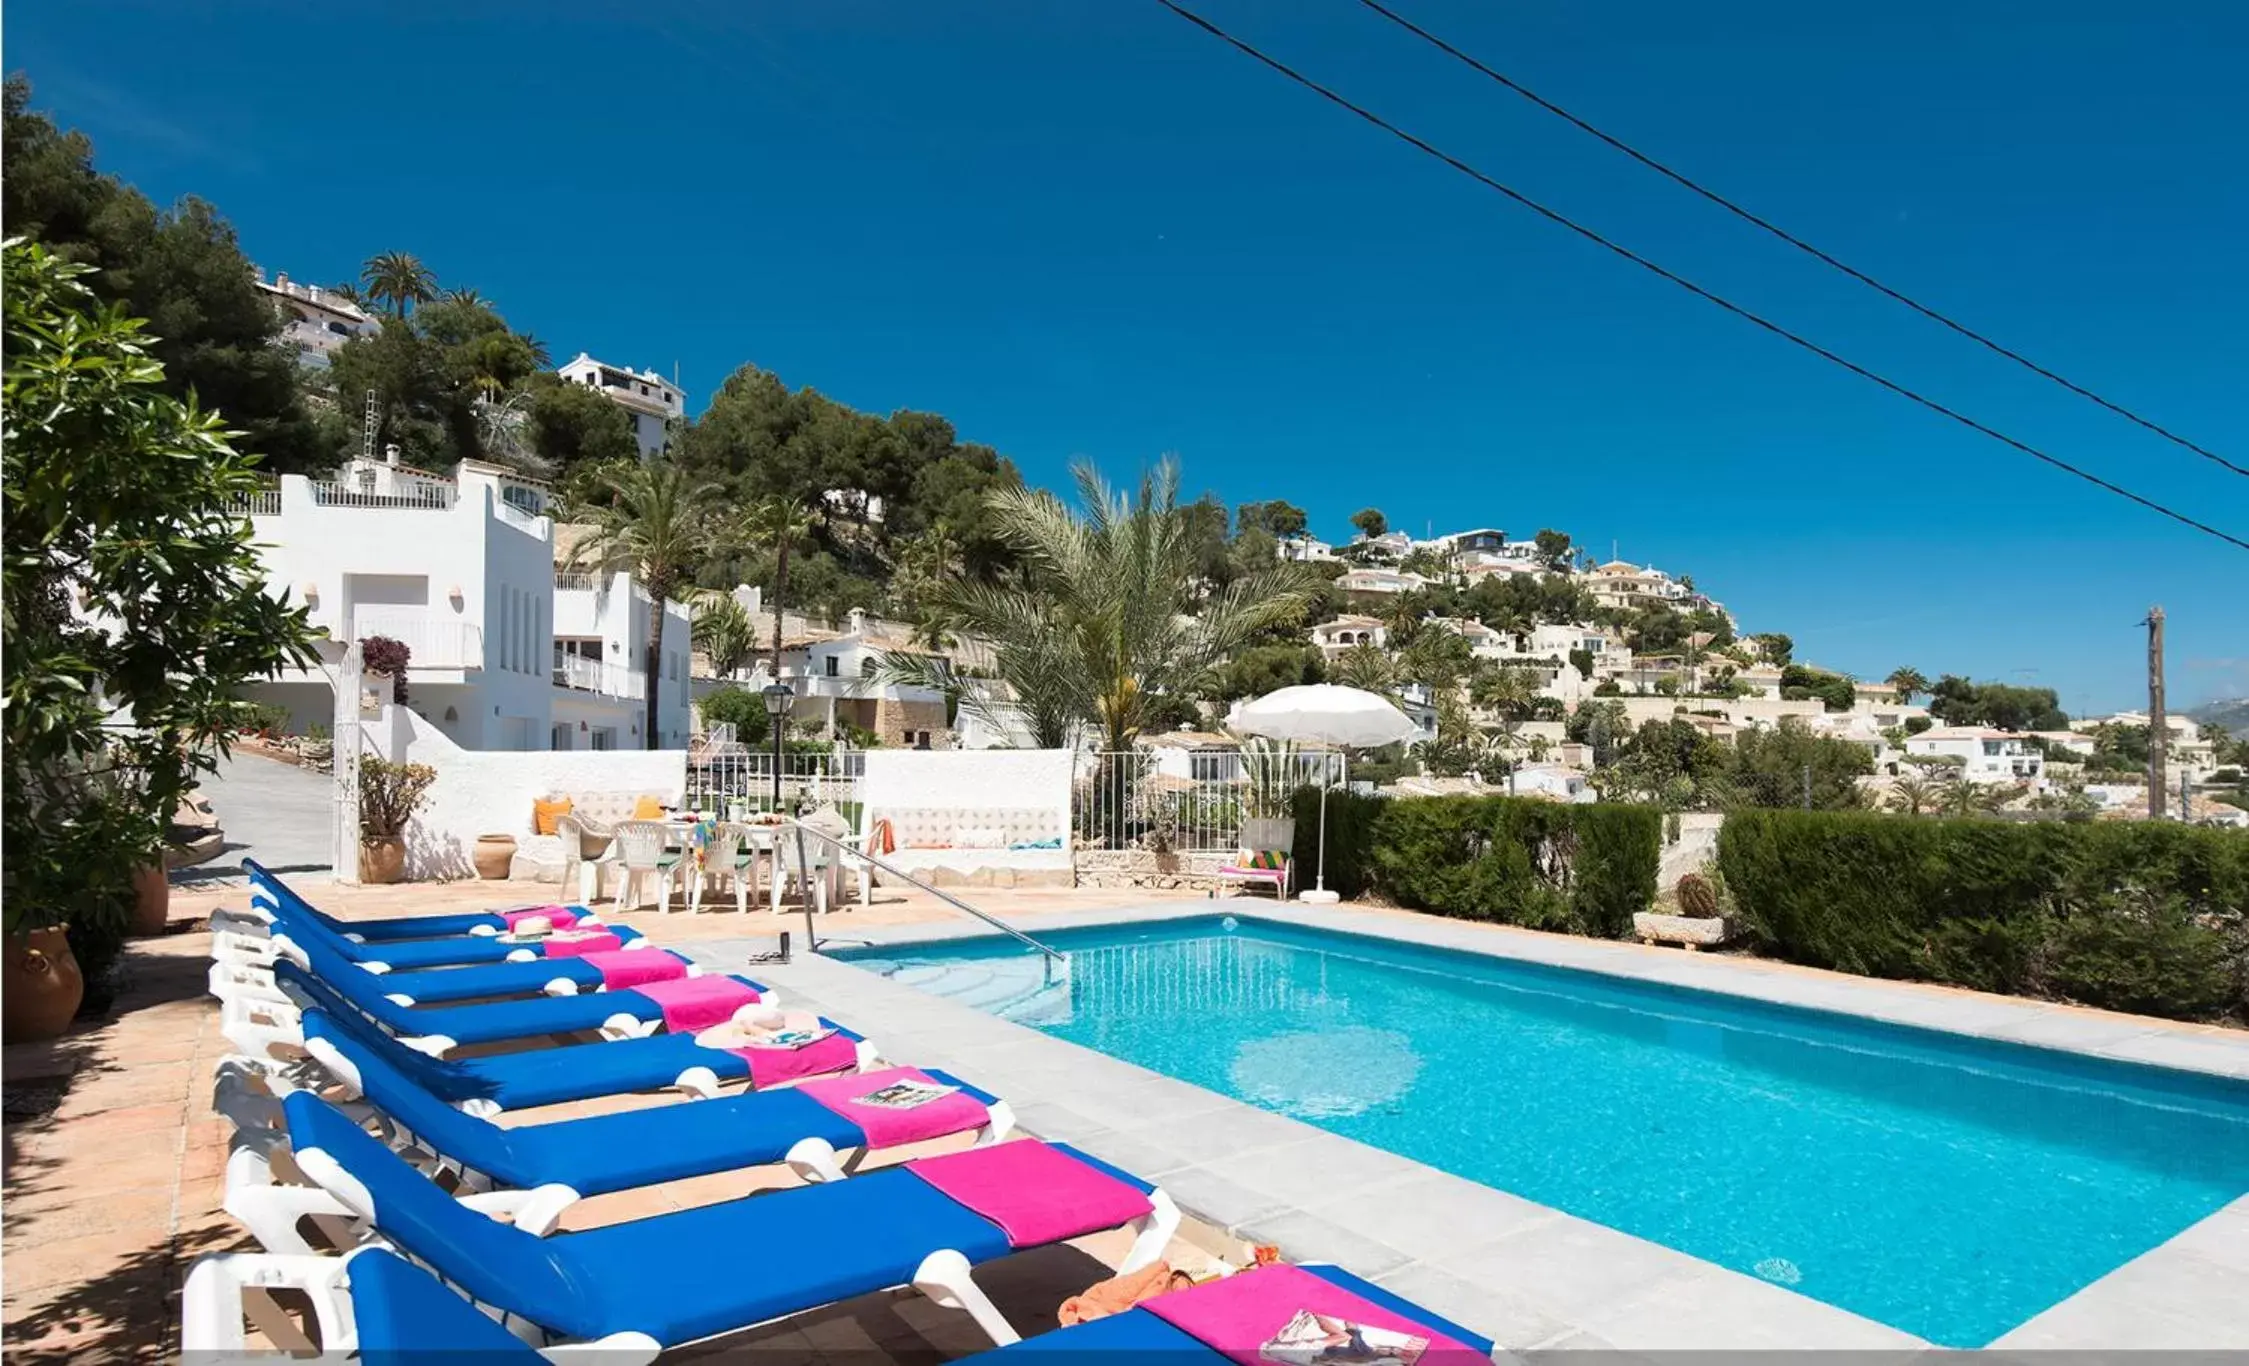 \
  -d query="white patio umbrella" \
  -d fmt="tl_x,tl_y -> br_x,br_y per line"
1227,684 -> 1419,903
